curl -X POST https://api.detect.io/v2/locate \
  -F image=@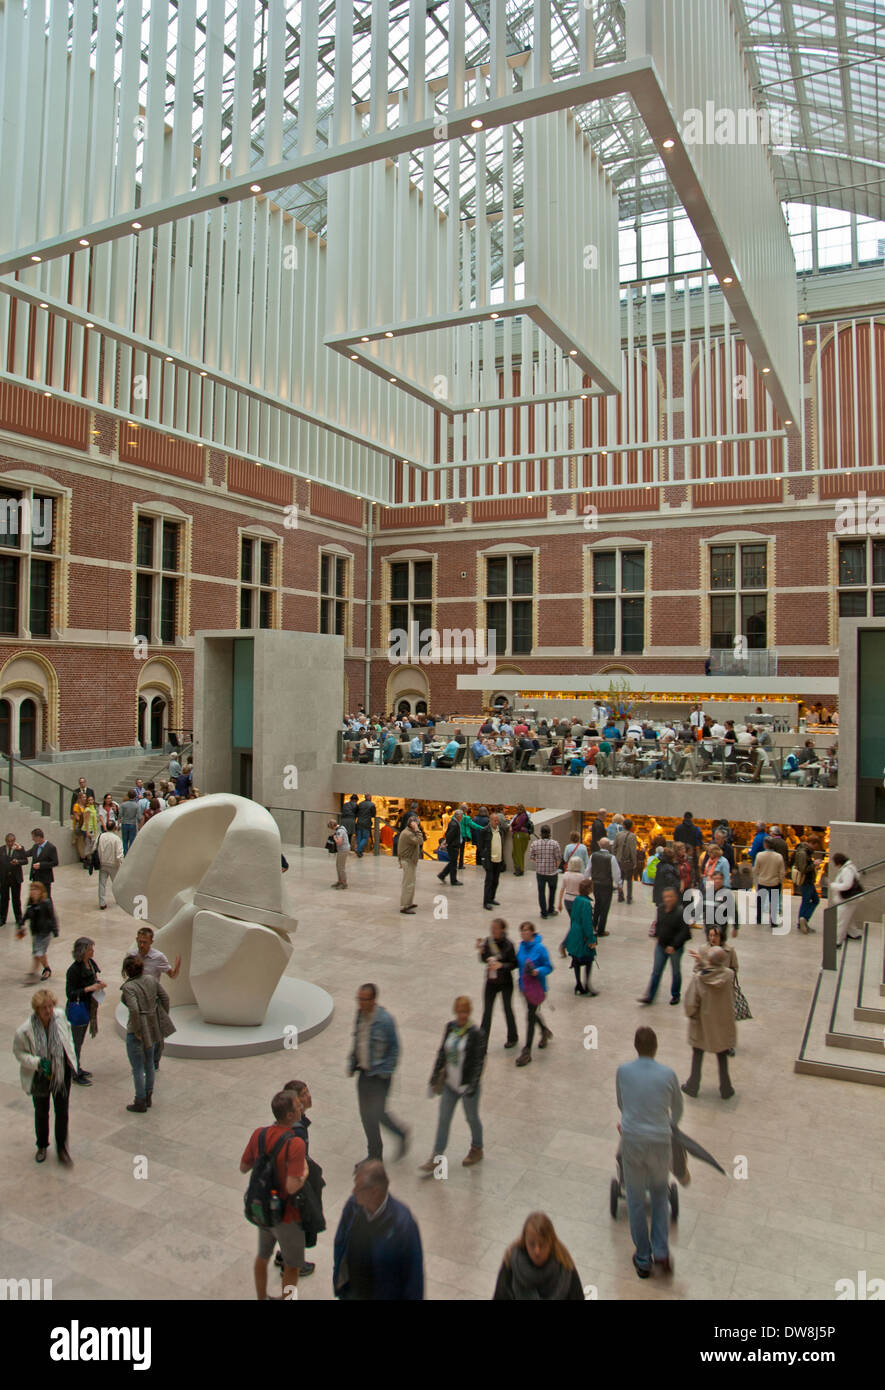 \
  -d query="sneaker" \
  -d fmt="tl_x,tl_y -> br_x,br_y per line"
462,1146 -> 484,1166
